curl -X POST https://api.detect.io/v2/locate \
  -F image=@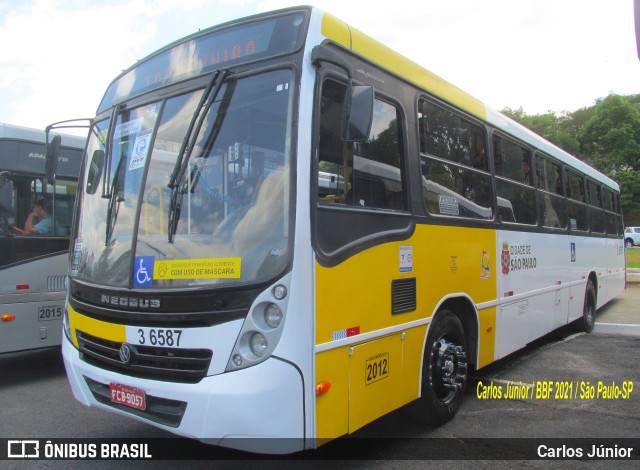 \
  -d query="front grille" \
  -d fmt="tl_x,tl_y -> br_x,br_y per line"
77,331 -> 212,384
84,376 -> 187,427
